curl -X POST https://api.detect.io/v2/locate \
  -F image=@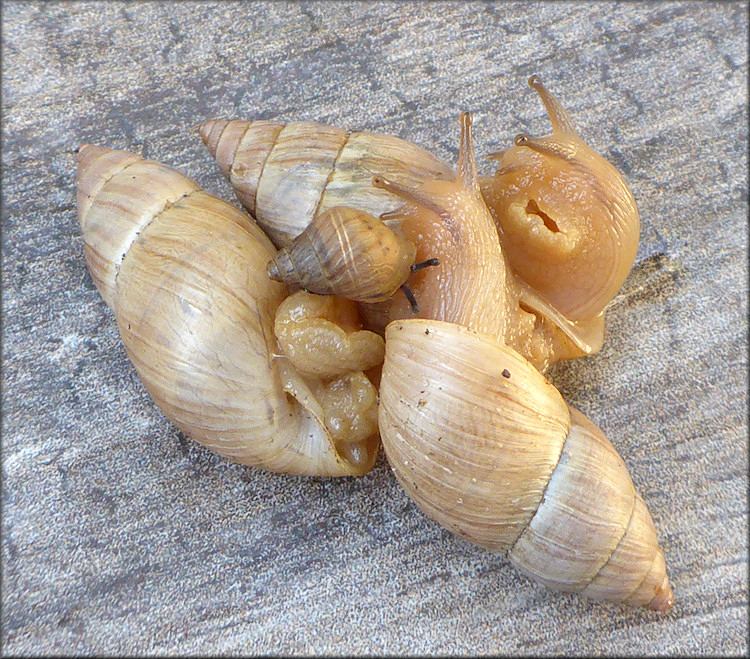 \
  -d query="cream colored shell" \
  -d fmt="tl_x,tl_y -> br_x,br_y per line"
199,118 -> 453,247
378,319 -> 673,611
77,144 -> 378,477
